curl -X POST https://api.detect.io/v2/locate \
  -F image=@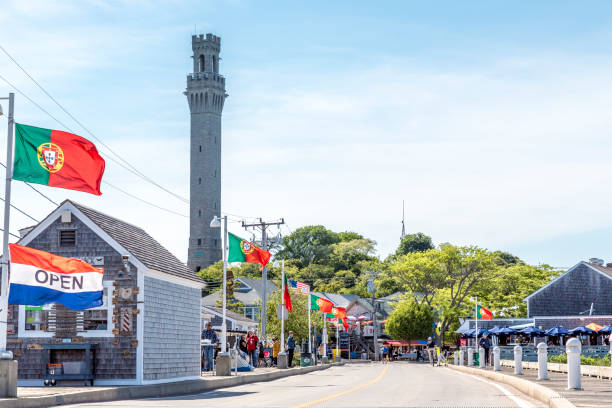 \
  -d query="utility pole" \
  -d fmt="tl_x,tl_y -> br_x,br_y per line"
241,217 -> 284,342
368,272 -> 379,361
